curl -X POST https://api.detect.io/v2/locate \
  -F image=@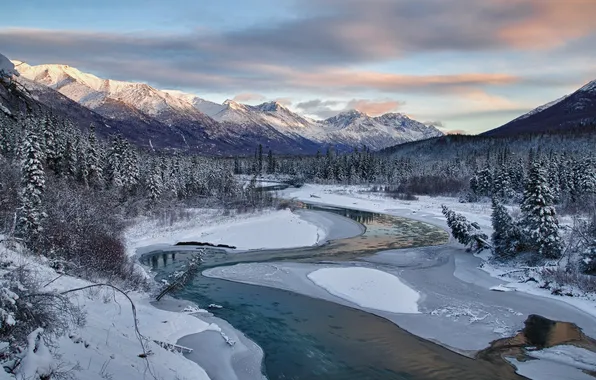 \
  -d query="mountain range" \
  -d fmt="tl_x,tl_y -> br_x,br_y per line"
8,58 -> 443,154
484,79 -> 596,137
